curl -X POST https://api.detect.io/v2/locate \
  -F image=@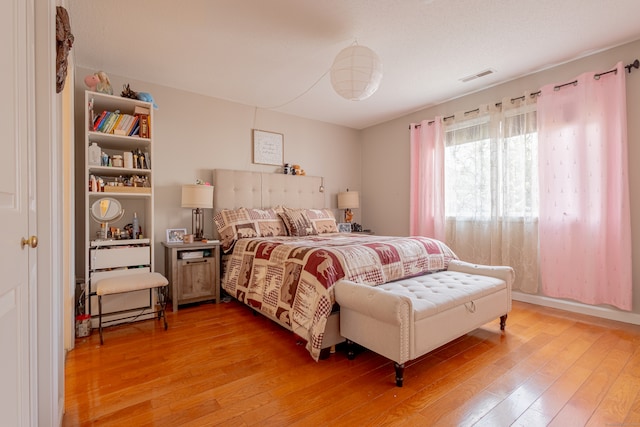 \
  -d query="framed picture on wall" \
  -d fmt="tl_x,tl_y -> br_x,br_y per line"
253,129 -> 284,166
